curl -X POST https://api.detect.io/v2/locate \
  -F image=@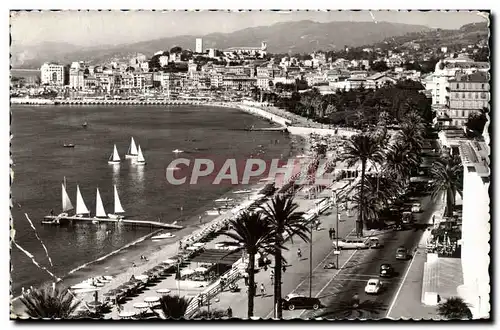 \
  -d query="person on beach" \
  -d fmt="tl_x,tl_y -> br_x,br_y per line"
297,248 -> 302,259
